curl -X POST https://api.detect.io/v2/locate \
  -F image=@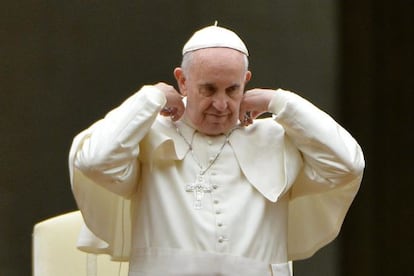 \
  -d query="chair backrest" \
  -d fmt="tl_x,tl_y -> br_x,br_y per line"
32,210 -> 129,276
